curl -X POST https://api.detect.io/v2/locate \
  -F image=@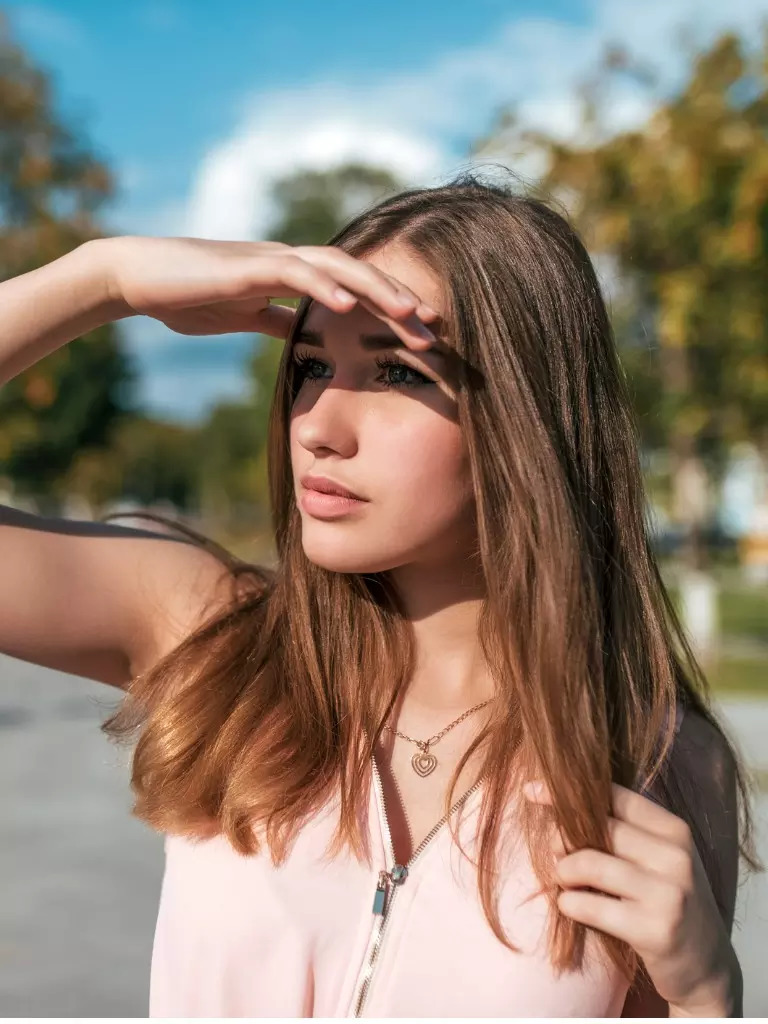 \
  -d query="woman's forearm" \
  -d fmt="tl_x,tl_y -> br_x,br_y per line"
0,238 -> 134,386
